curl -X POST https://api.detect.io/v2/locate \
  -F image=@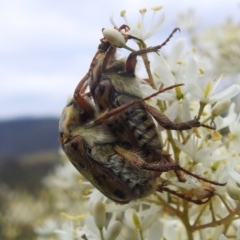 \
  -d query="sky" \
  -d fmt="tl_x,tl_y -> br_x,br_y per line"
0,0 -> 240,120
